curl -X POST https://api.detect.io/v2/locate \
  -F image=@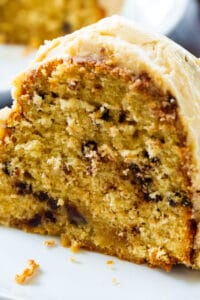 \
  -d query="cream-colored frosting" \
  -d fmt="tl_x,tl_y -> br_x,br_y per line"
98,0 -> 124,16
10,15 -> 200,263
